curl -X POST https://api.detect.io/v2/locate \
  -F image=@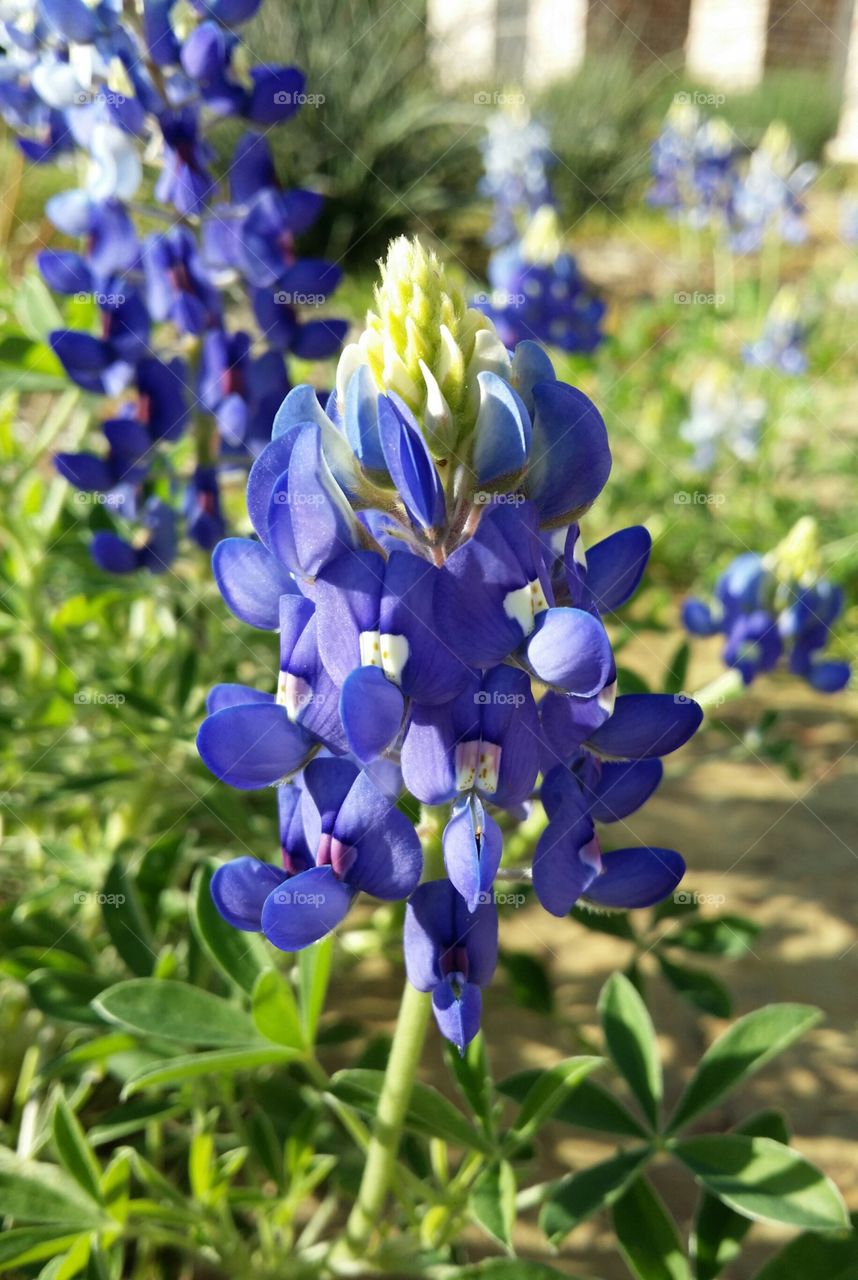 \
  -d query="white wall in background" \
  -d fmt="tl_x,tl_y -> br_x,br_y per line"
685,0 -> 770,90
